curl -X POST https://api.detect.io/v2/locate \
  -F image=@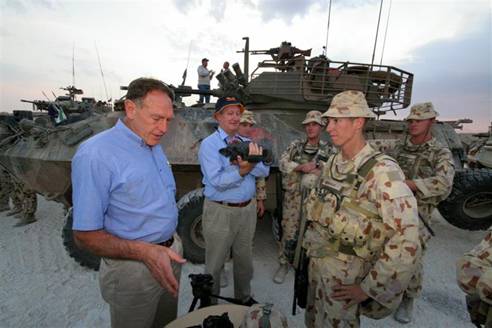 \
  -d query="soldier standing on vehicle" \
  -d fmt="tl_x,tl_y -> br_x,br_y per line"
273,110 -> 332,284
198,97 -> 270,306
391,102 -> 455,324
72,78 -> 186,328
302,90 -> 421,327
457,228 -> 492,327
197,58 -> 214,104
